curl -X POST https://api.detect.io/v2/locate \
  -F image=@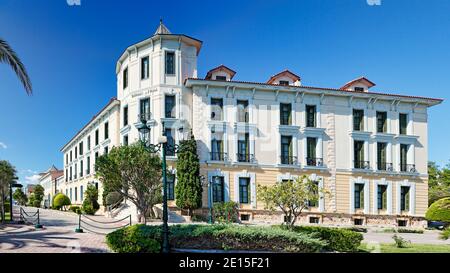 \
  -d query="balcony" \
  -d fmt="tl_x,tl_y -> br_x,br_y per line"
354,160 -> 371,170
400,164 -> 416,173
306,157 -> 324,167
236,153 -> 255,163
280,155 -> 298,165
377,162 -> 394,172
210,152 -> 228,162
